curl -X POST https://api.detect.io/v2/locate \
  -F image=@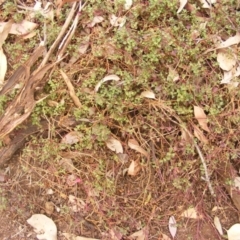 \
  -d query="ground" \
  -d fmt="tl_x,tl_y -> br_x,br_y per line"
1,0 -> 240,239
